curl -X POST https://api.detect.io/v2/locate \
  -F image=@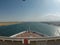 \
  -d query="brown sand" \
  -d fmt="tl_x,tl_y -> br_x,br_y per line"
0,22 -> 20,26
